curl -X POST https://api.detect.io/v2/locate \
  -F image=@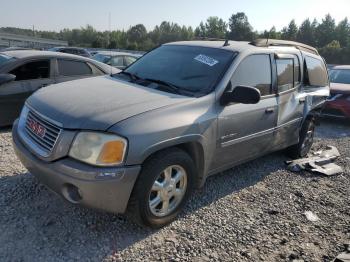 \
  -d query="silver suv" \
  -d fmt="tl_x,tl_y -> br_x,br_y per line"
12,39 -> 329,228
